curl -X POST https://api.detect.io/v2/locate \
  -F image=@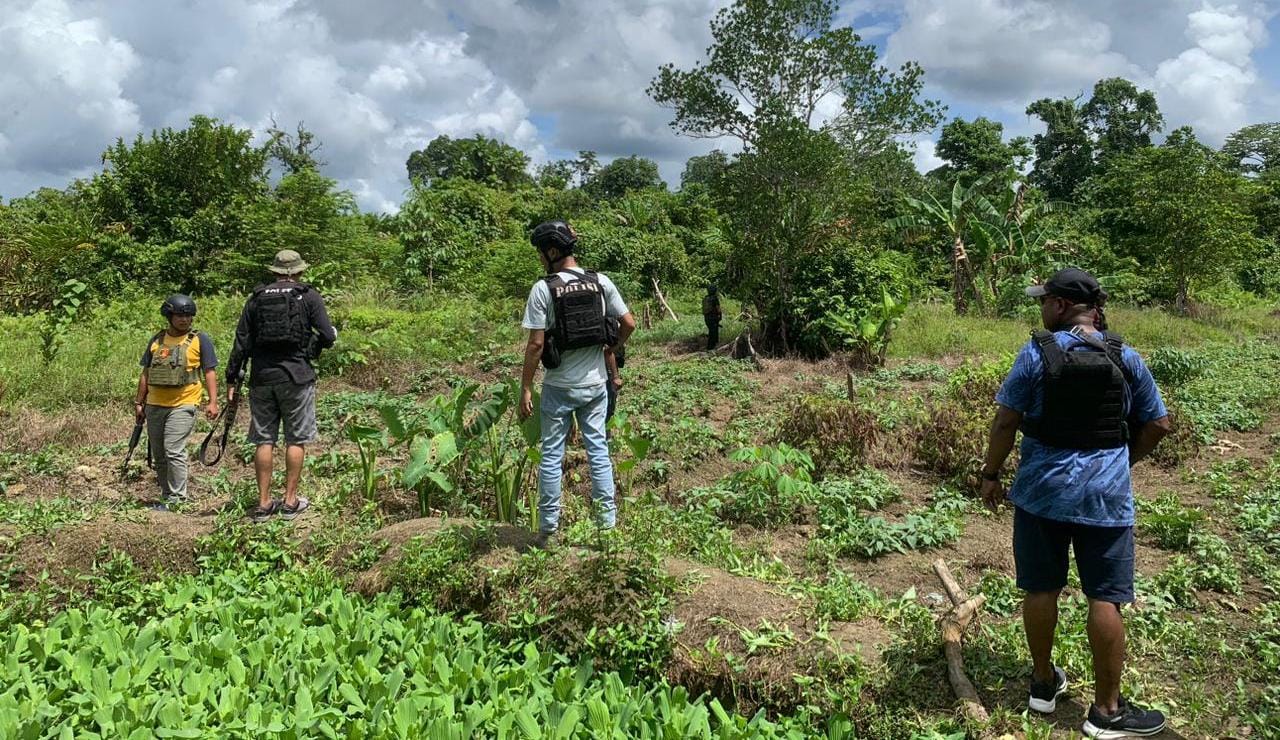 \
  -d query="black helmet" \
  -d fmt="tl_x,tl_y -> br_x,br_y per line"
161,294 -> 197,318
530,220 -> 577,254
